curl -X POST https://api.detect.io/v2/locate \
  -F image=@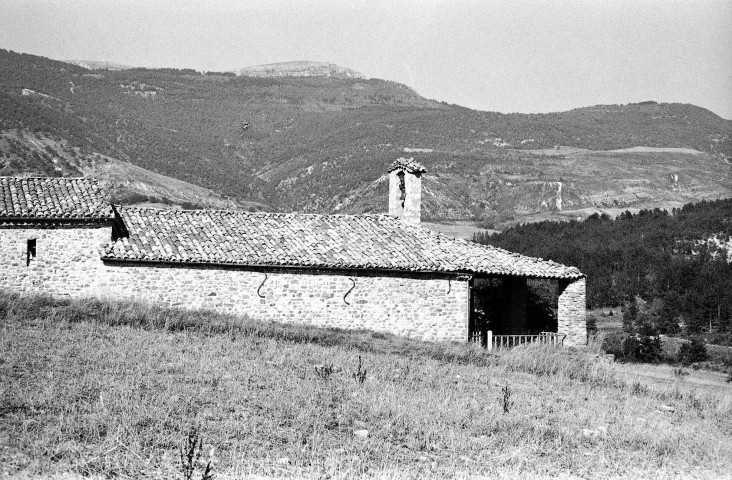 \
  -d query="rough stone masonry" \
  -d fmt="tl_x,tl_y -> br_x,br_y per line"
0,226 -> 470,342
0,172 -> 586,346
558,278 -> 587,347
